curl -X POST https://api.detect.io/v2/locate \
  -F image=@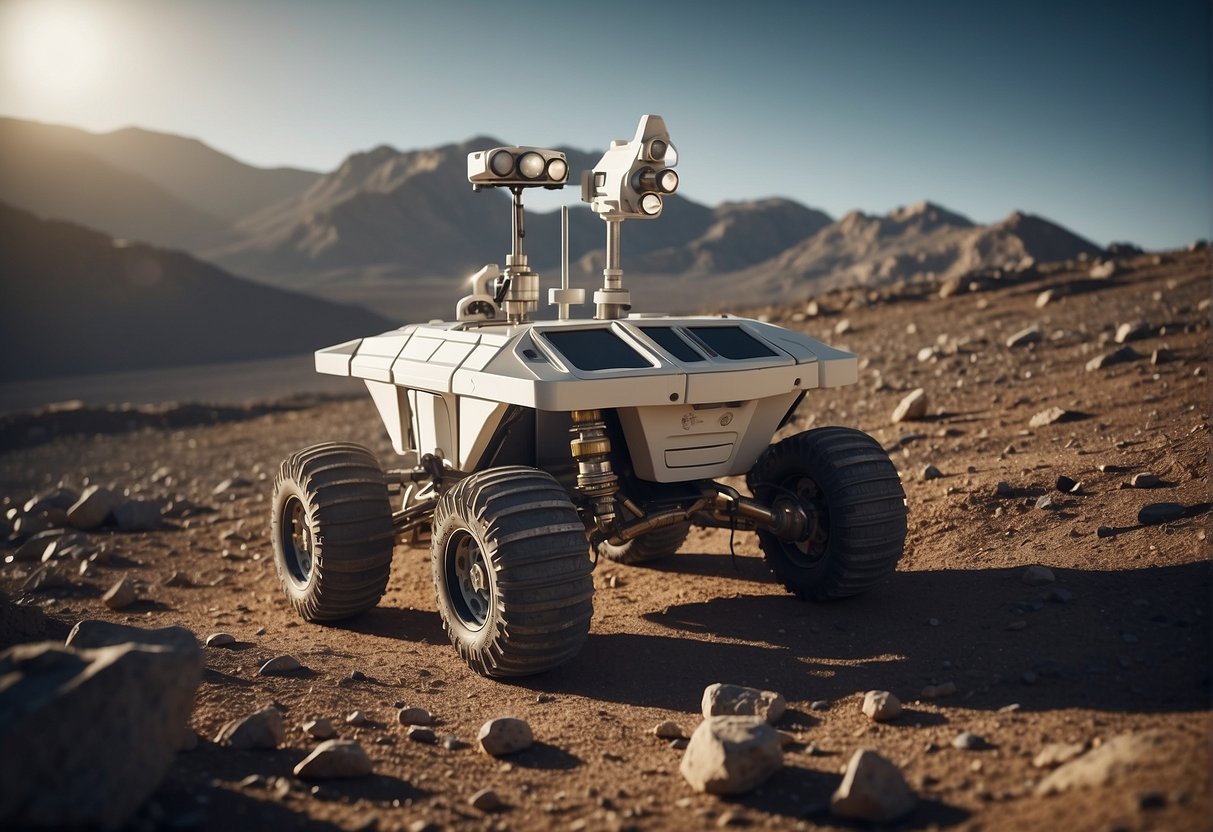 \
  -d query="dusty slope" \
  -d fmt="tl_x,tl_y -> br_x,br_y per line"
0,248 -> 1209,832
